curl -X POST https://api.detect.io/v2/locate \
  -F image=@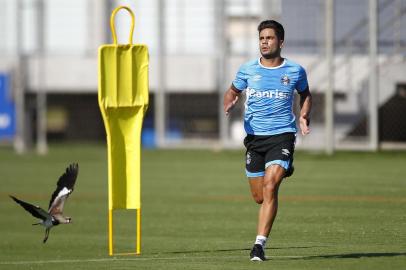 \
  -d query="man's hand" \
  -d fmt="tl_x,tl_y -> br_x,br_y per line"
224,96 -> 239,116
299,113 -> 310,136
223,87 -> 240,116
298,88 -> 312,136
